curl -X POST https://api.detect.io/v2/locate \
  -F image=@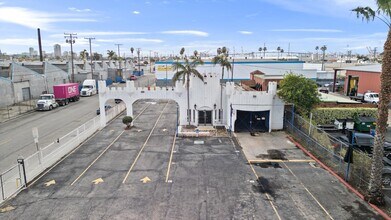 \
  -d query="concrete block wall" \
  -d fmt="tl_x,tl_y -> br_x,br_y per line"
0,78 -> 14,106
